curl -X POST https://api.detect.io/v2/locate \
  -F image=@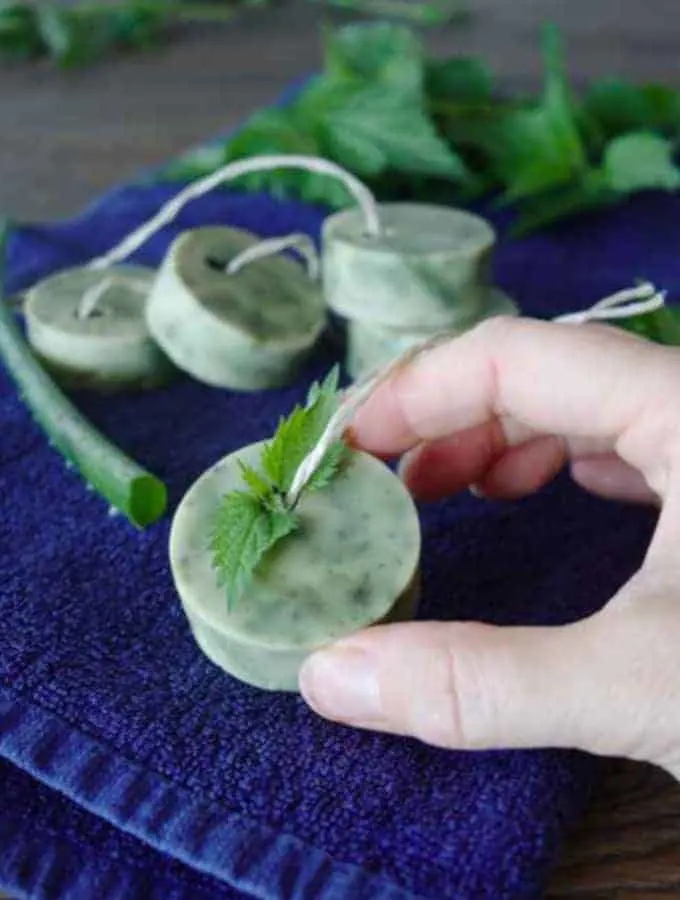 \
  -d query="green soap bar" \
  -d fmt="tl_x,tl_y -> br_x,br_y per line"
24,265 -> 176,392
170,441 -> 421,692
147,226 -> 326,390
346,287 -> 518,381
323,203 -> 497,329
